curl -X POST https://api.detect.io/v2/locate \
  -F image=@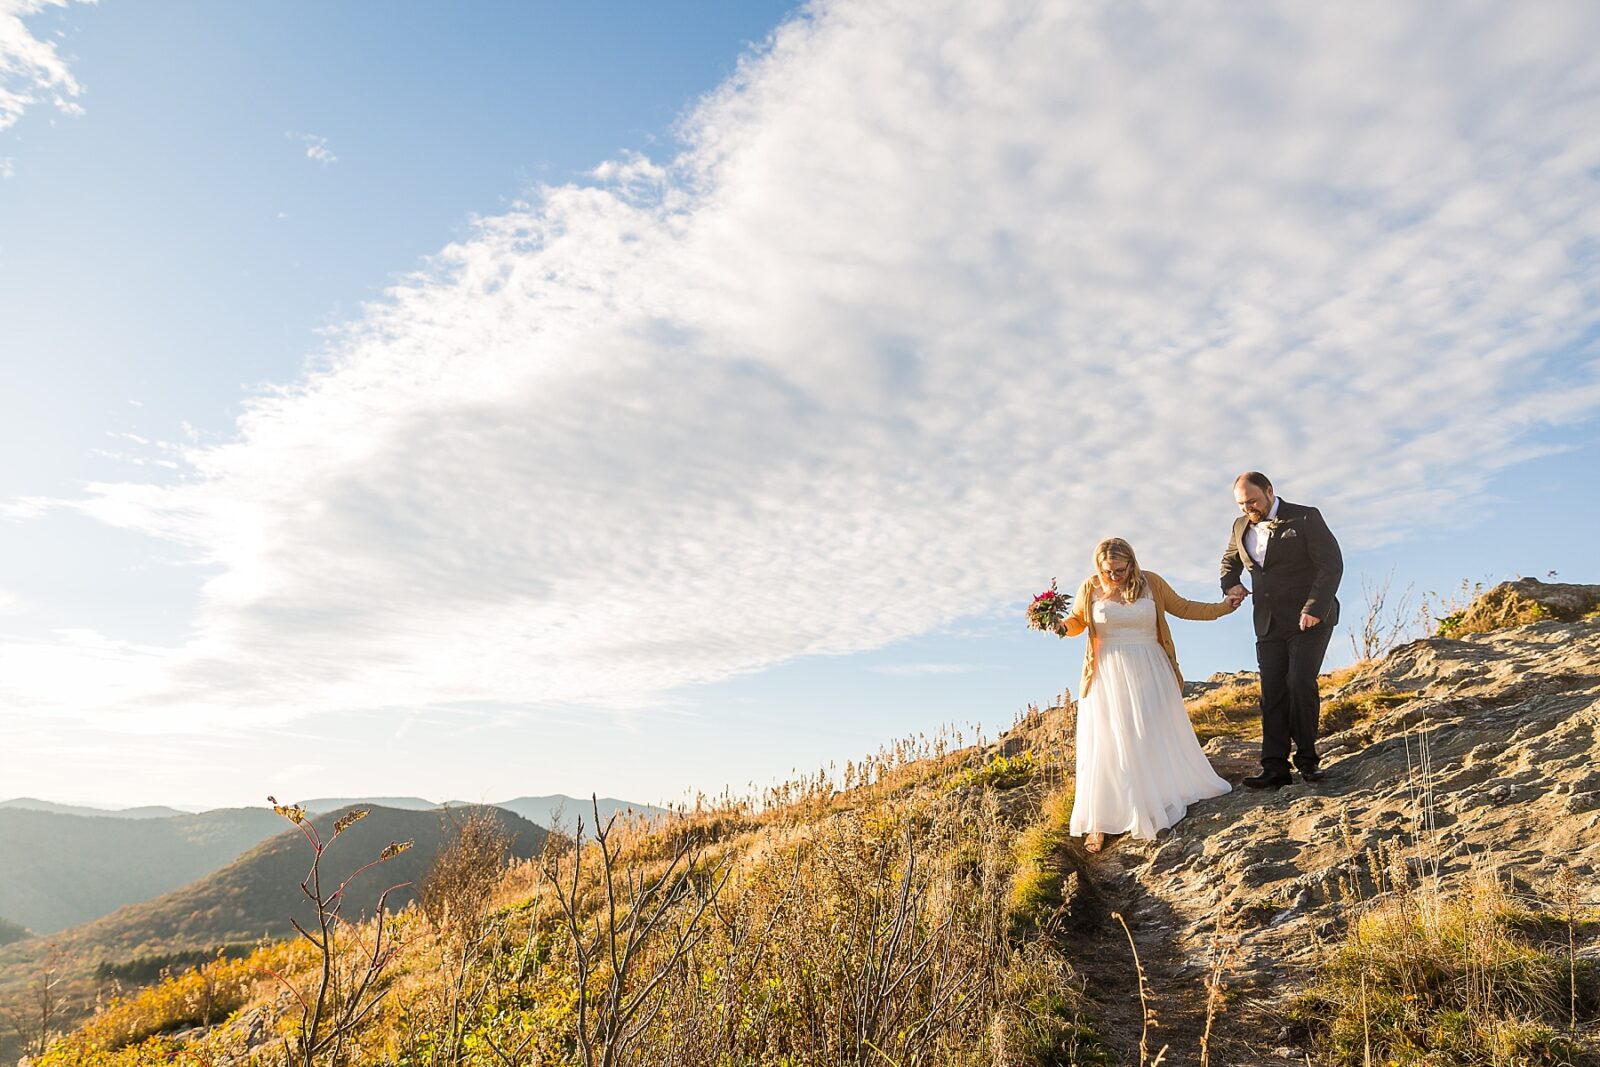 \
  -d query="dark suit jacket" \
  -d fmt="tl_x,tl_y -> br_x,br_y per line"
1220,500 -> 1343,638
